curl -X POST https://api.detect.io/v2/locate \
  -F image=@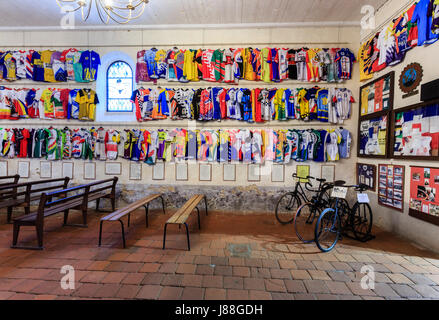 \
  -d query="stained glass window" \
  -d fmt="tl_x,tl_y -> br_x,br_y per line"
107,61 -> 133,112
